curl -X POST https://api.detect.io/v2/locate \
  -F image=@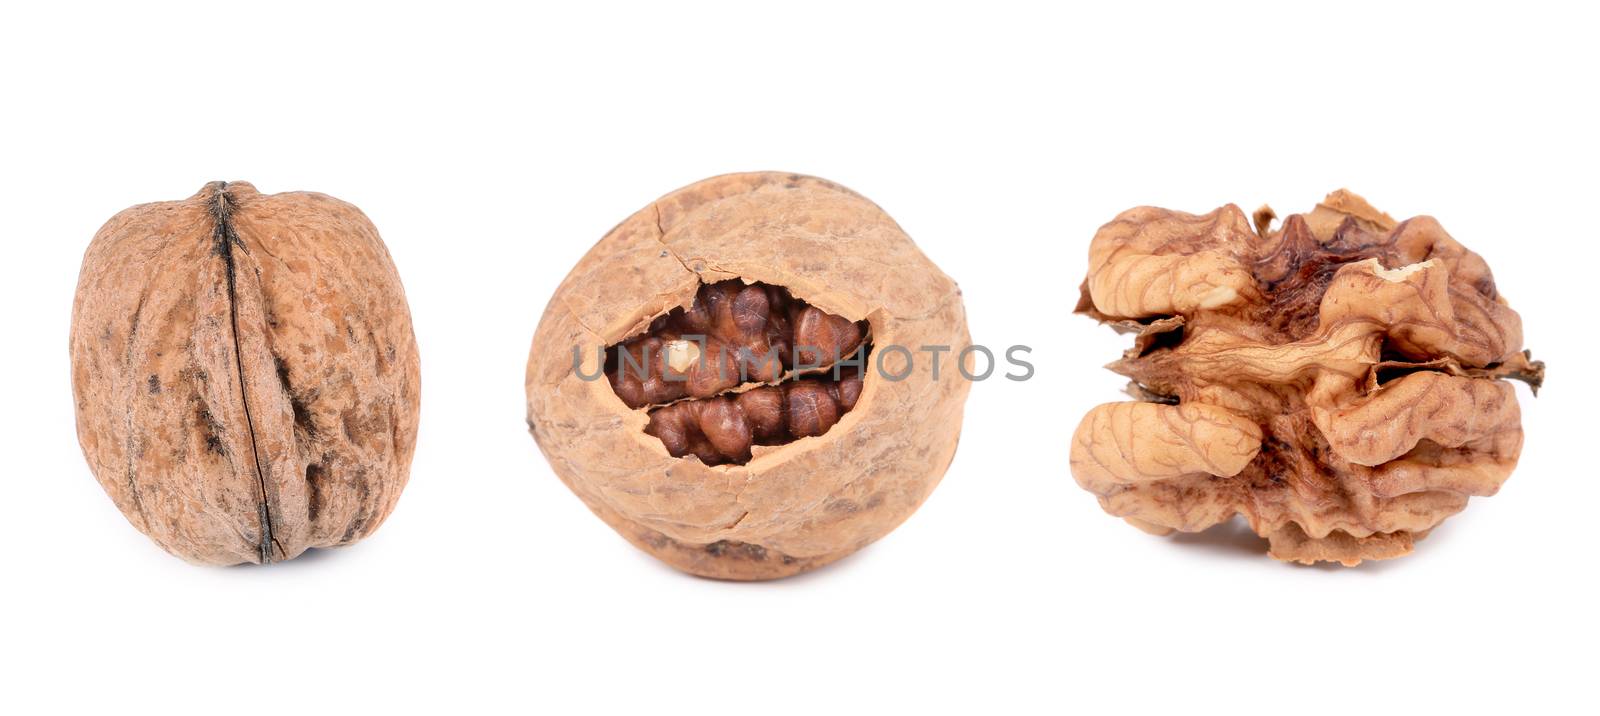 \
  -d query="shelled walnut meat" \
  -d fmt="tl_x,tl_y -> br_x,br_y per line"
70,182 -> 421,565
1070,190 -> 1543,565
526,172 -> 970,580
